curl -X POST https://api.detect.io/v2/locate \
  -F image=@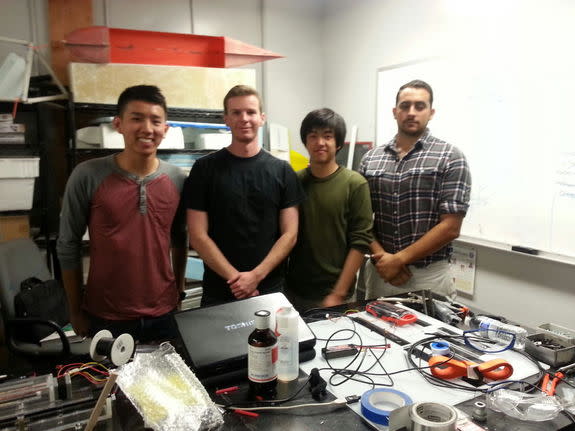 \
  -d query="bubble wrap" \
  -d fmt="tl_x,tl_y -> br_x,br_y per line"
116,343 -> 224,430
